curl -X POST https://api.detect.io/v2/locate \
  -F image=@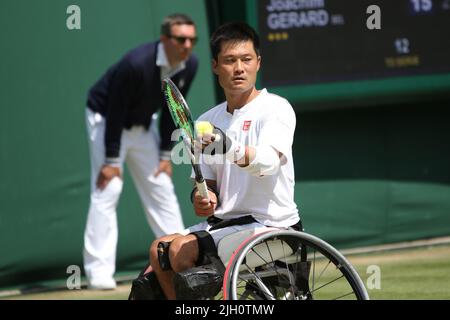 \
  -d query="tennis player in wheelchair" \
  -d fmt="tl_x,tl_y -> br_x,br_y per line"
129,21 -> 303,300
